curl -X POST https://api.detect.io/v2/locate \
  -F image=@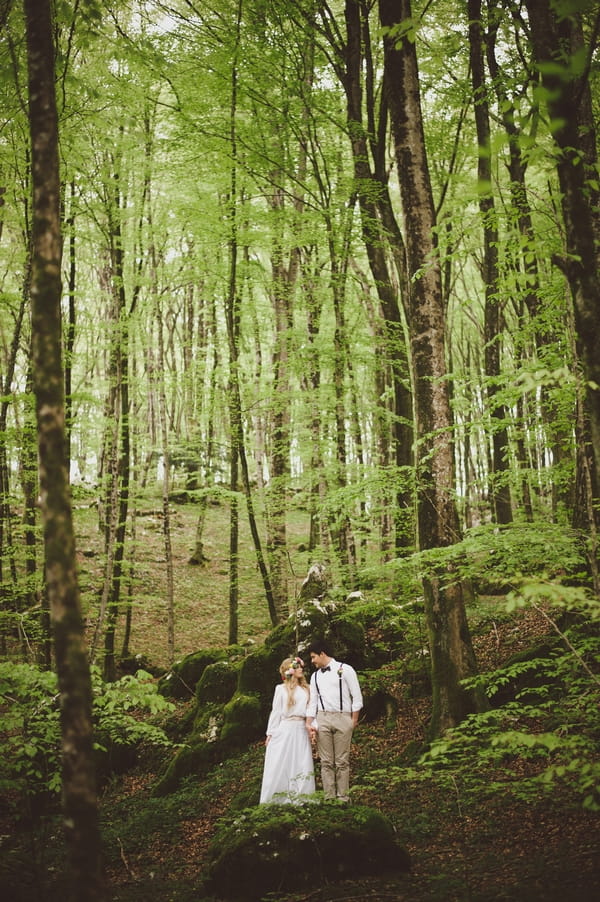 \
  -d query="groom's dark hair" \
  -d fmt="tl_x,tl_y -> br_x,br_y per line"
308,638 -> 334,657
